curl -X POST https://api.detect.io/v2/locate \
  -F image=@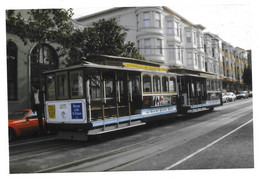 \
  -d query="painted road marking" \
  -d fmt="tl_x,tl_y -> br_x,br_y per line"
164,119 -> 253,170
